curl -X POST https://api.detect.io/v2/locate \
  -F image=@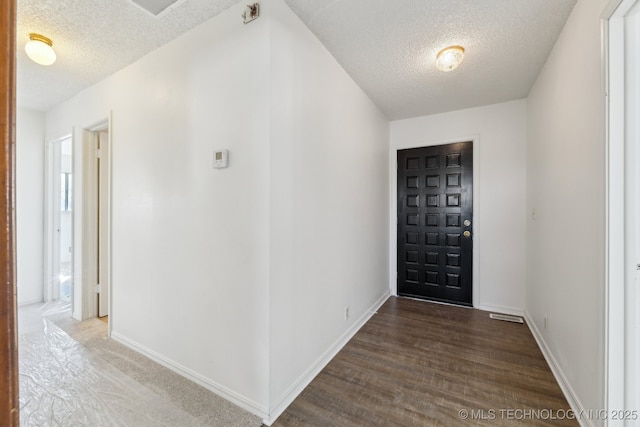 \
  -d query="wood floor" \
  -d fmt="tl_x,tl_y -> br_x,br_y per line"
271,297 -> 577,426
